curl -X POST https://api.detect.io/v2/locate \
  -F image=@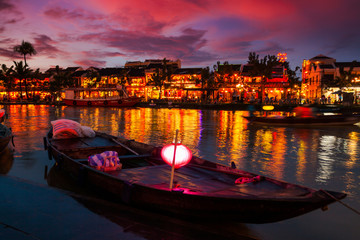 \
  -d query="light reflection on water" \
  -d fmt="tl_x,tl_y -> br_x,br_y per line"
2,105 -> 360,194
2,104 -> 360,239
